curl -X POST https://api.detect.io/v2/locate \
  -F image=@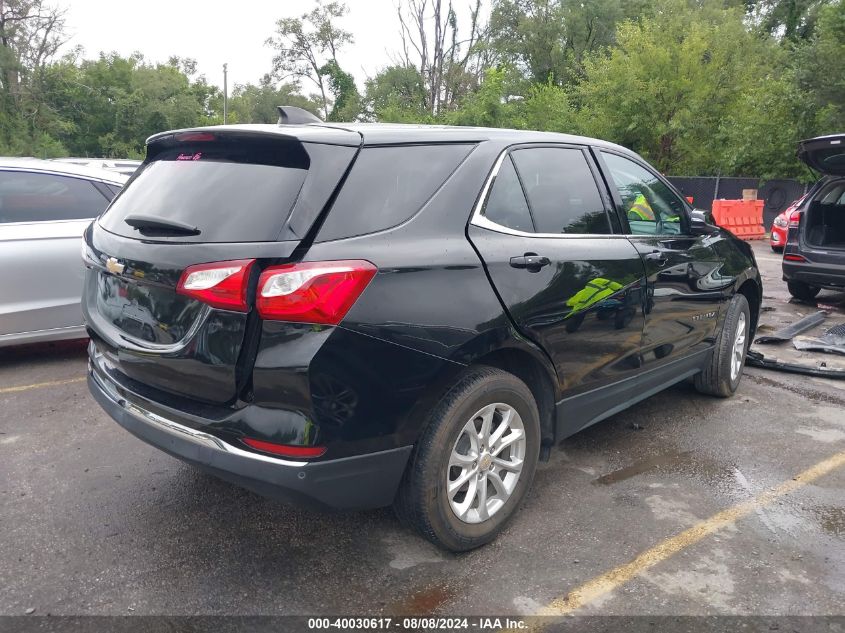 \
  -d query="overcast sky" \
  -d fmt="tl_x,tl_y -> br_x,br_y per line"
56,0 -> 416,93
